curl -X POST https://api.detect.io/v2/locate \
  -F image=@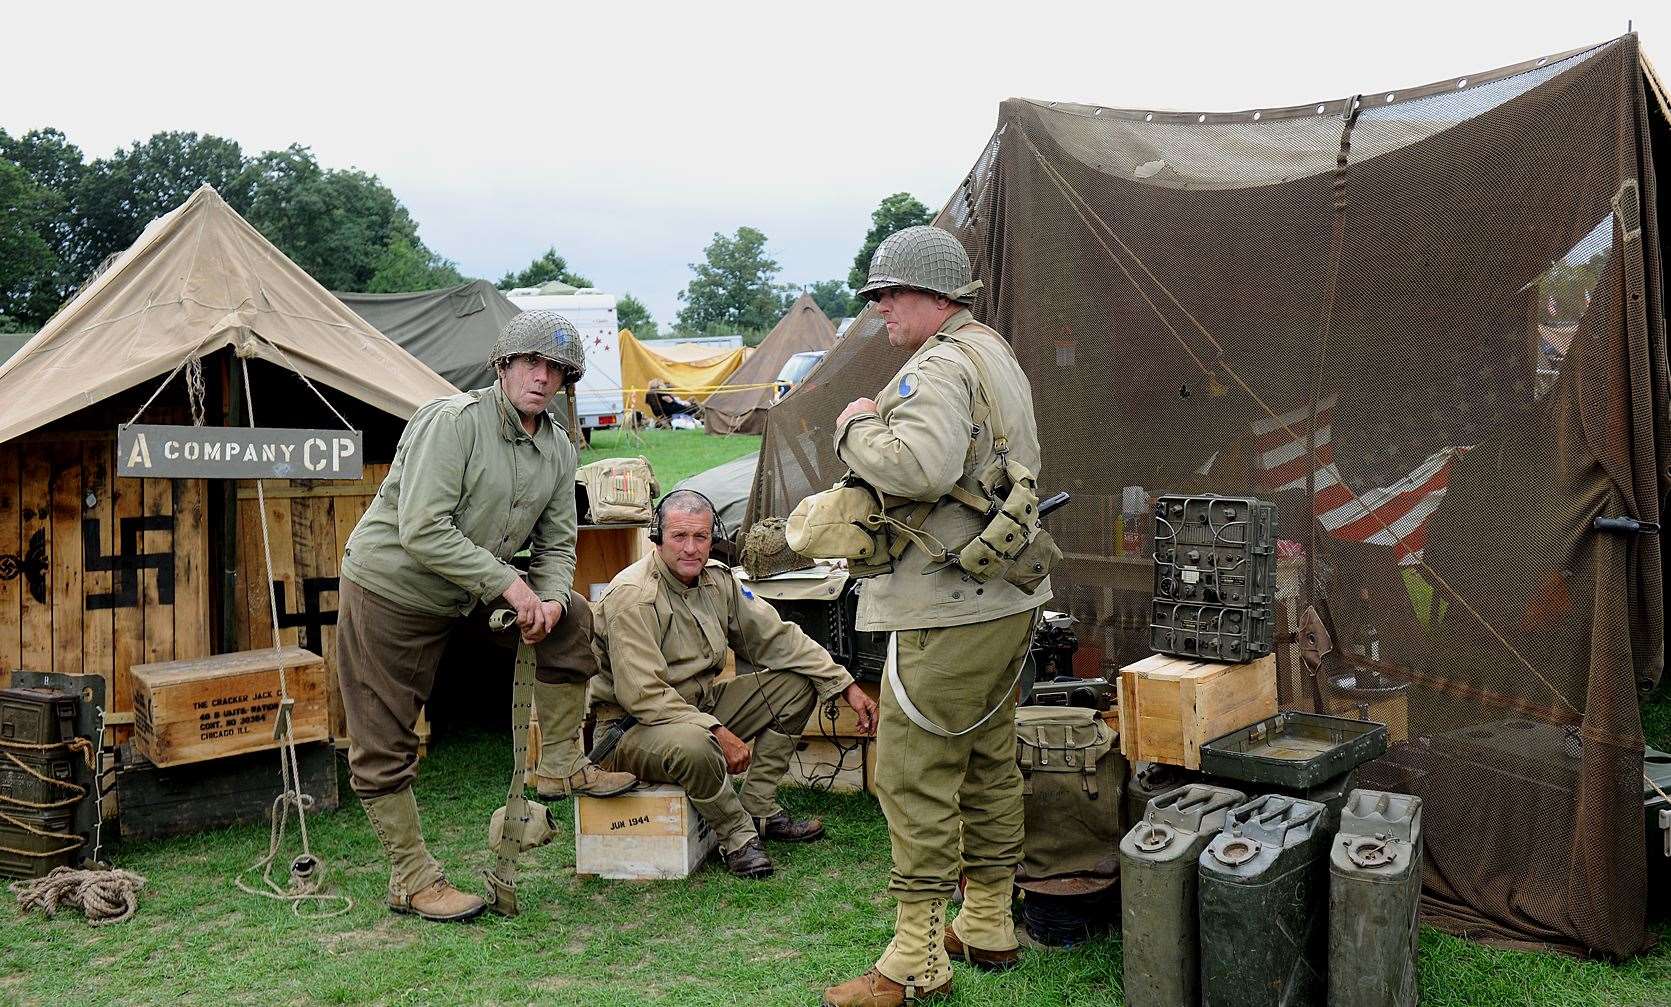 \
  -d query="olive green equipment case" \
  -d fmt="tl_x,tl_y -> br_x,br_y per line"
1119,783 -> 1247,1007
1013,706 -> 1126,895
1327,790 -> 1423,1007
1198,794 -> 1329,1007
